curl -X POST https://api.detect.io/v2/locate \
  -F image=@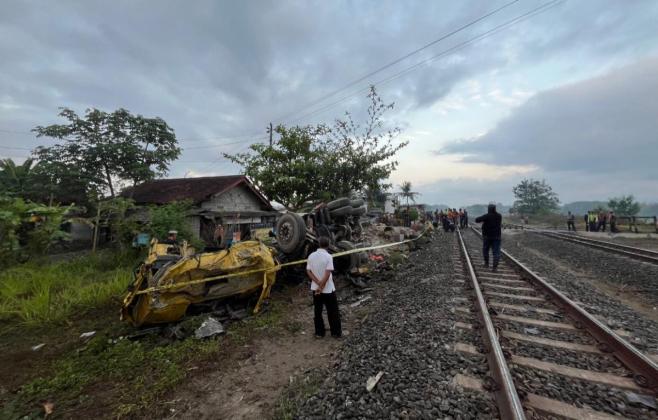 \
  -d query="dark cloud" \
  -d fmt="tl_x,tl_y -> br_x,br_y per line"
439,56 -> 658,178
1,0 -> 657,202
